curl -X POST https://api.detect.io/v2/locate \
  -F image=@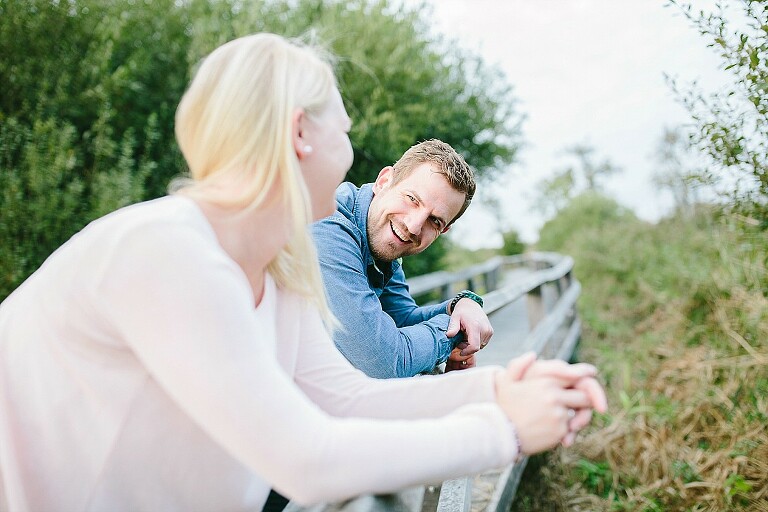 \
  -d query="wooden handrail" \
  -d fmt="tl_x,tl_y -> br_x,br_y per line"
407,256 -> 504,299
286,252 -> 581,512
